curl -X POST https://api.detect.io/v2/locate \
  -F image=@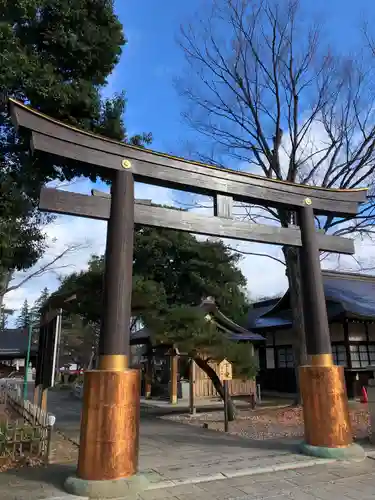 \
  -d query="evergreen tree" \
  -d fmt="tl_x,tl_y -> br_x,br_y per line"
0,0 -> 151,307
51,227 -> 256,419
31,288 -> 49,316
29,287 -> 50,341
16,299 -> 30,328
